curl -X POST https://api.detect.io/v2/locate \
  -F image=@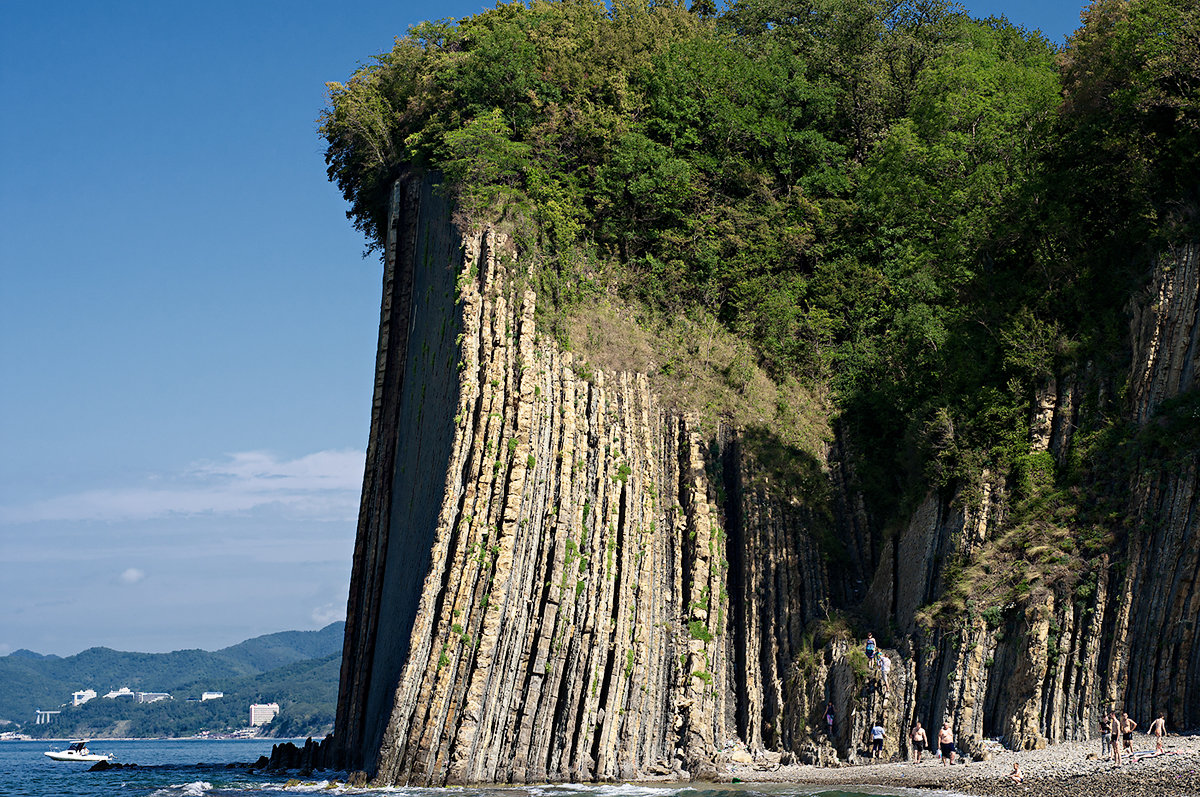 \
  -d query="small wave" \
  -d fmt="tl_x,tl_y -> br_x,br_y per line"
262,780 -> 342,793
149,781 -> 214,796
530,785 -> 686,797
